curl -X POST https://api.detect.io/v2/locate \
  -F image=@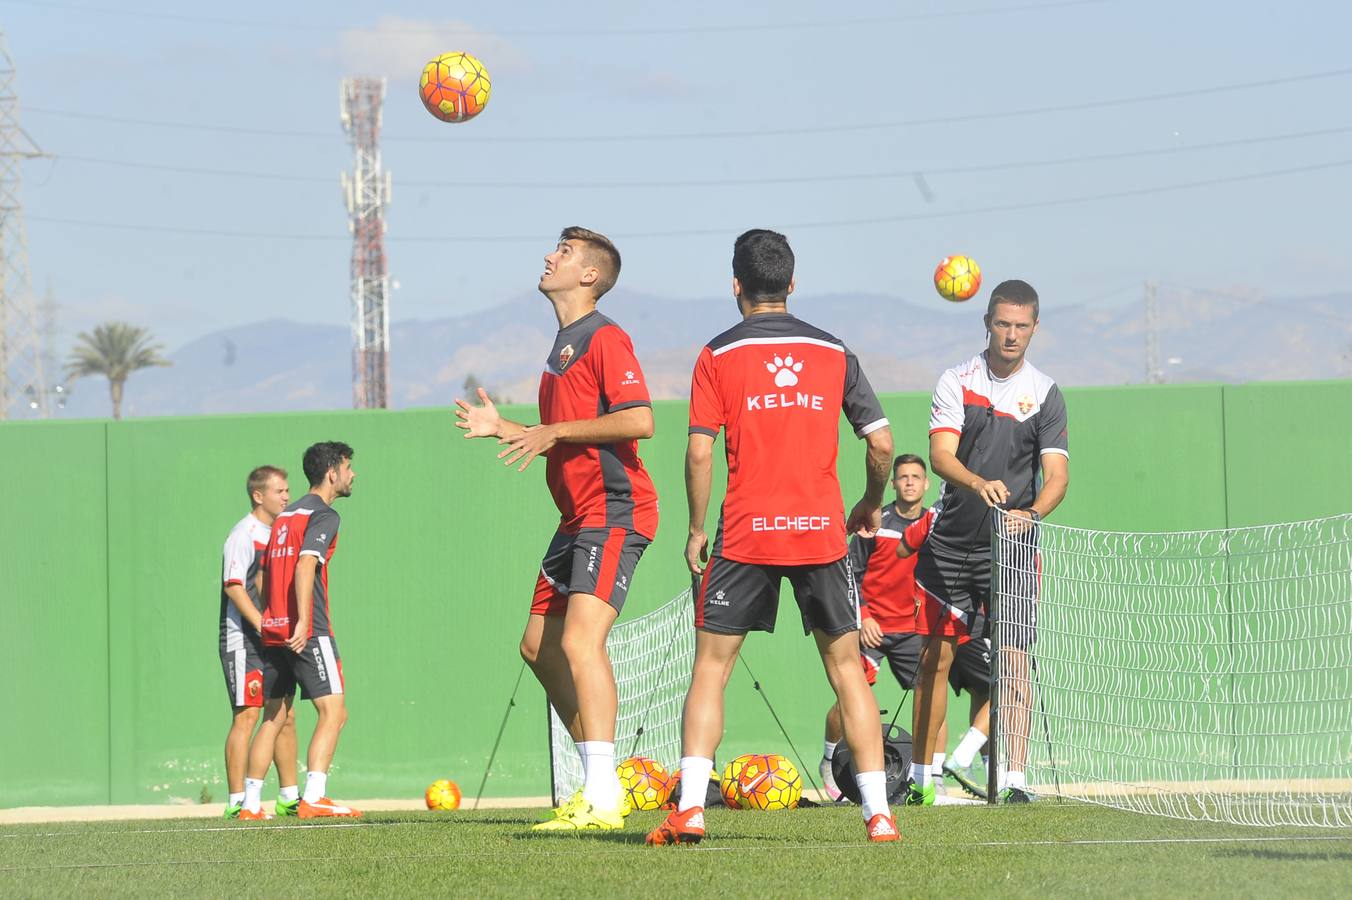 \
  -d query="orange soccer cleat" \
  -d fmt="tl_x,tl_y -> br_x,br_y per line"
297,797 -> 363,819
645,805 -> 705,846
866,812 -> 901,843
237,808 -> 273,821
